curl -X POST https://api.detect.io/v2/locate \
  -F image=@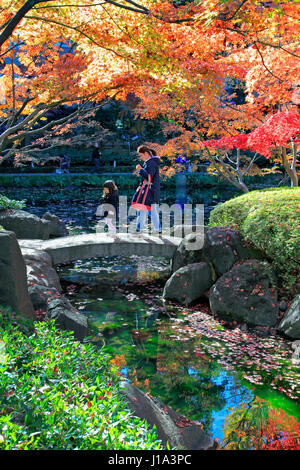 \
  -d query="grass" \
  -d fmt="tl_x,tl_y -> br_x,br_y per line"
0,307 -> 164,450
209,187 -> 300,295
